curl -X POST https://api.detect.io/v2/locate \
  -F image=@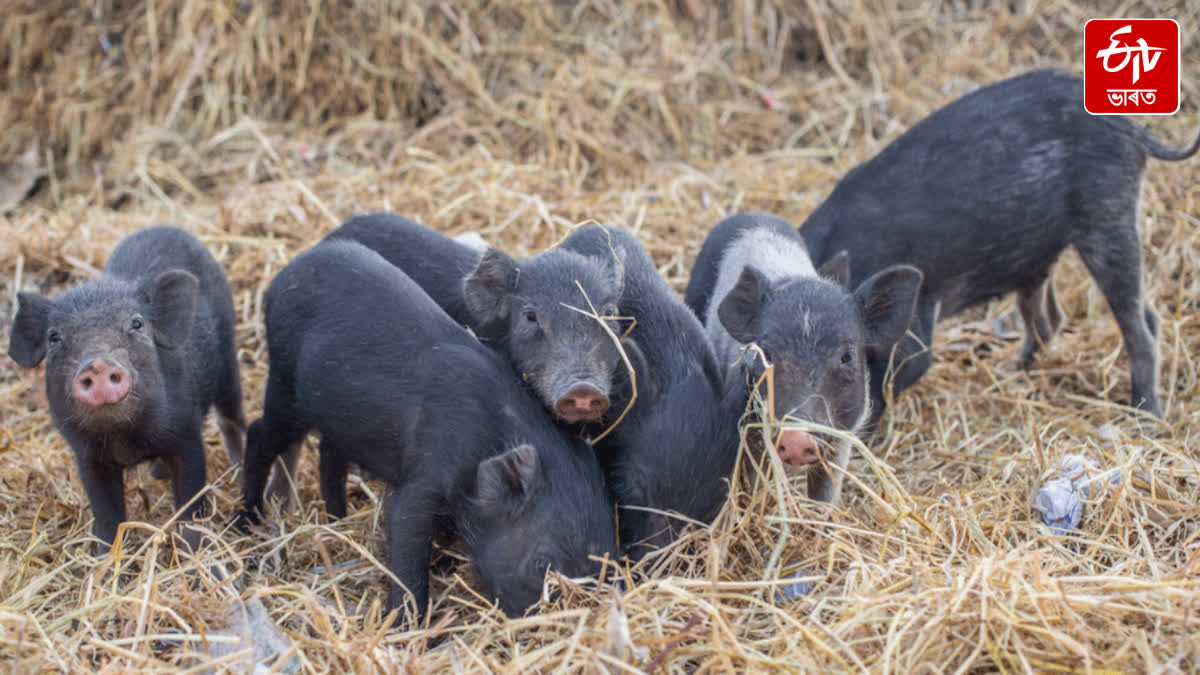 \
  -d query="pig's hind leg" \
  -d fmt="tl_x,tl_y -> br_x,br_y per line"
1073,225 -> 1162,418
263,444 -> 303,513
1045,276 -> 1064,335
1017,272 -> 1060,369
316,437 -> 351,519
238,413 -> 308,526
214,347 -> 248,467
